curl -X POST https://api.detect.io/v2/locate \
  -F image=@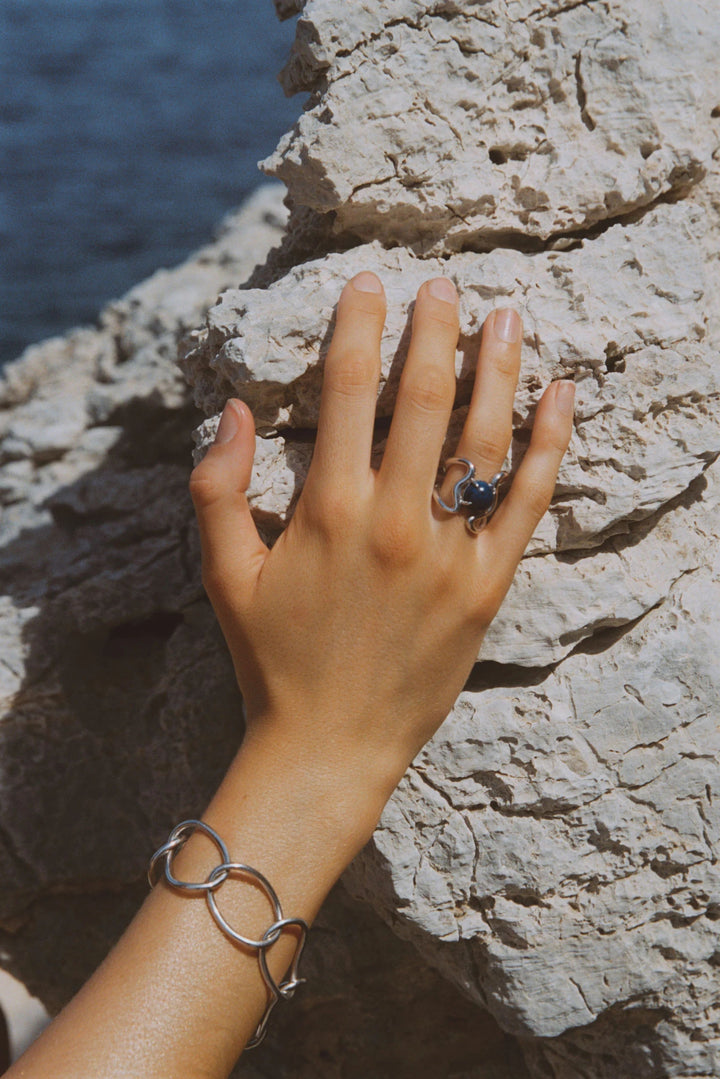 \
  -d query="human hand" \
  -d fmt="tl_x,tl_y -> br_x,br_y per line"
8,277 -> 573,1079
189,272 -> 574,807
